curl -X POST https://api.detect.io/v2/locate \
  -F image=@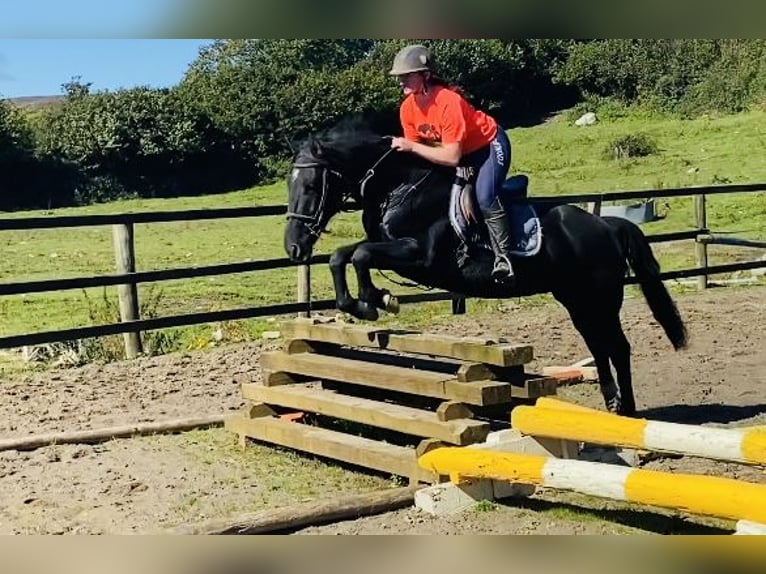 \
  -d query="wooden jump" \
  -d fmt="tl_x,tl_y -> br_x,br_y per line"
418,447 -> 766,524
227,318 -> 558,483
511,398 -> 766,466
